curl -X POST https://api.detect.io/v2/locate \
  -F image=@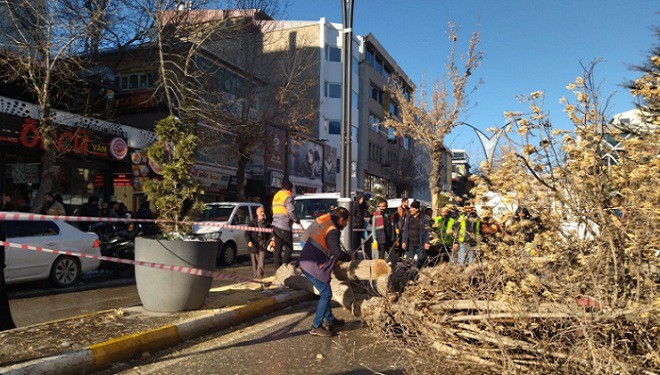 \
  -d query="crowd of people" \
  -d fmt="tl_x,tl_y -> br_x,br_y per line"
366,197 -> 541,269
